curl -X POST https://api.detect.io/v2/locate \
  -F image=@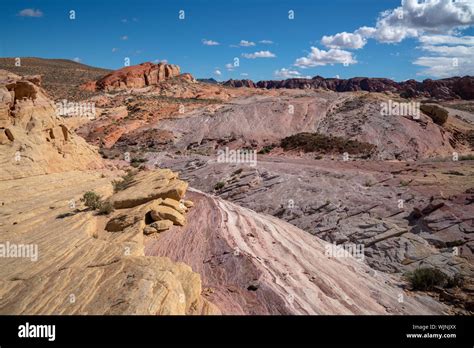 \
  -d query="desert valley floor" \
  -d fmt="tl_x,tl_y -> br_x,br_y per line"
0,58 -> 473,314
